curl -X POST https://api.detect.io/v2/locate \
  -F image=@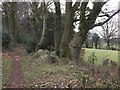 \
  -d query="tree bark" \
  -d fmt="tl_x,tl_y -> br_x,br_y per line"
95,43 -> 98,49
60,2 -> 73,58
36,15 -> 47,50
70,2 -> 105,64
59,1 -> 80,58
36,2 -> 48,50
70,30 -> 88,65
107,40 -> 110,50
54,2 -> 62,56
